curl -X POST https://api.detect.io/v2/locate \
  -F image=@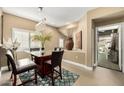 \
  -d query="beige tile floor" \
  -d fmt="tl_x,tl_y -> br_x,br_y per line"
63,62 -> 124,86
1,61 -> 124,86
